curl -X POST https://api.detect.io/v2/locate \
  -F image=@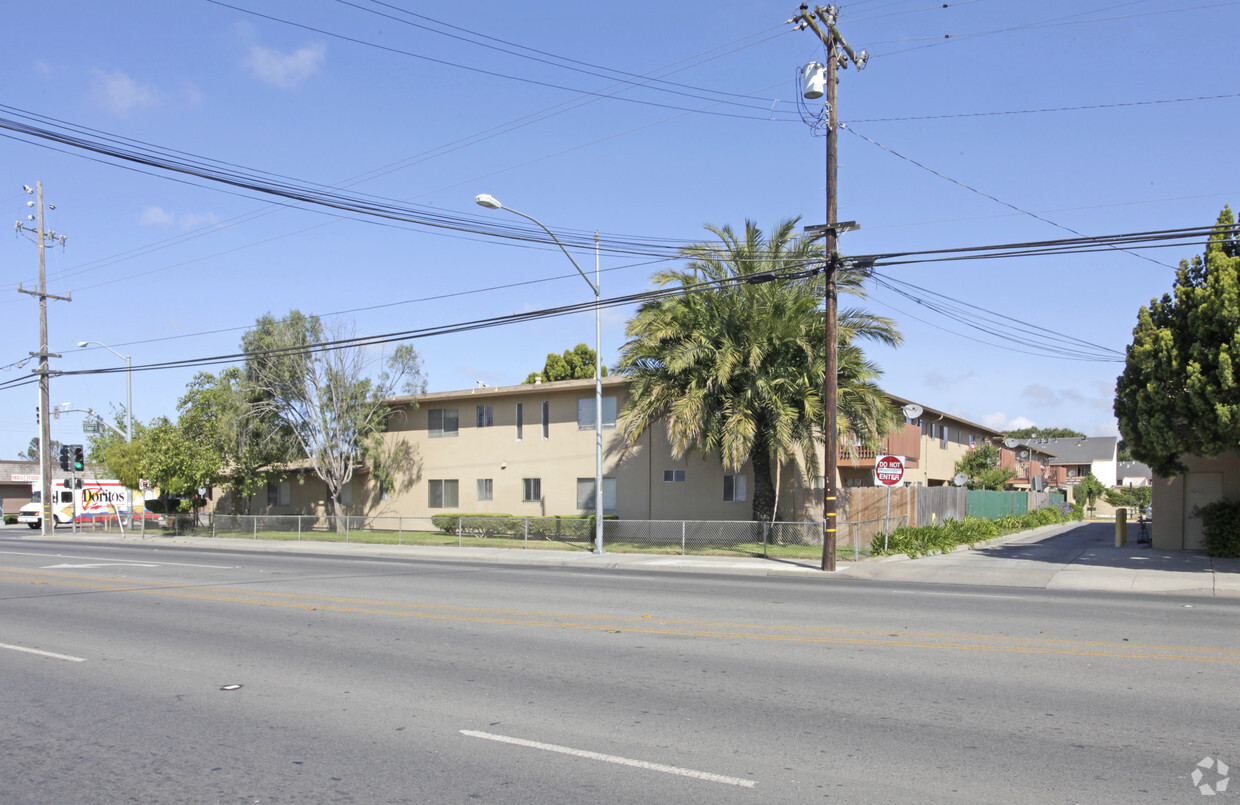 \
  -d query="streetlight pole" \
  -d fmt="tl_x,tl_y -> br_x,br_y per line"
475,194 -> 605,555
78,340 -> 133,526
